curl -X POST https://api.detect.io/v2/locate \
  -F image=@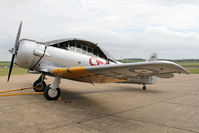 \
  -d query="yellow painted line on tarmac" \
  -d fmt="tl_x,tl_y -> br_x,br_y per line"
0,92 -> 43,97
0,87 -> 42,97
0,87 -> 34,93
